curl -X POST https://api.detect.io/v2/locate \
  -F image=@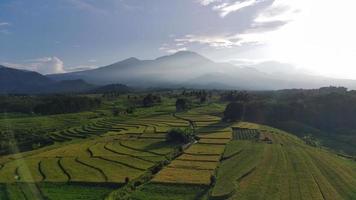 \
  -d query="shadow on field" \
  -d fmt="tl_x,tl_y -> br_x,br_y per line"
196,121 -> 233,134
143,140 -> 170,151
